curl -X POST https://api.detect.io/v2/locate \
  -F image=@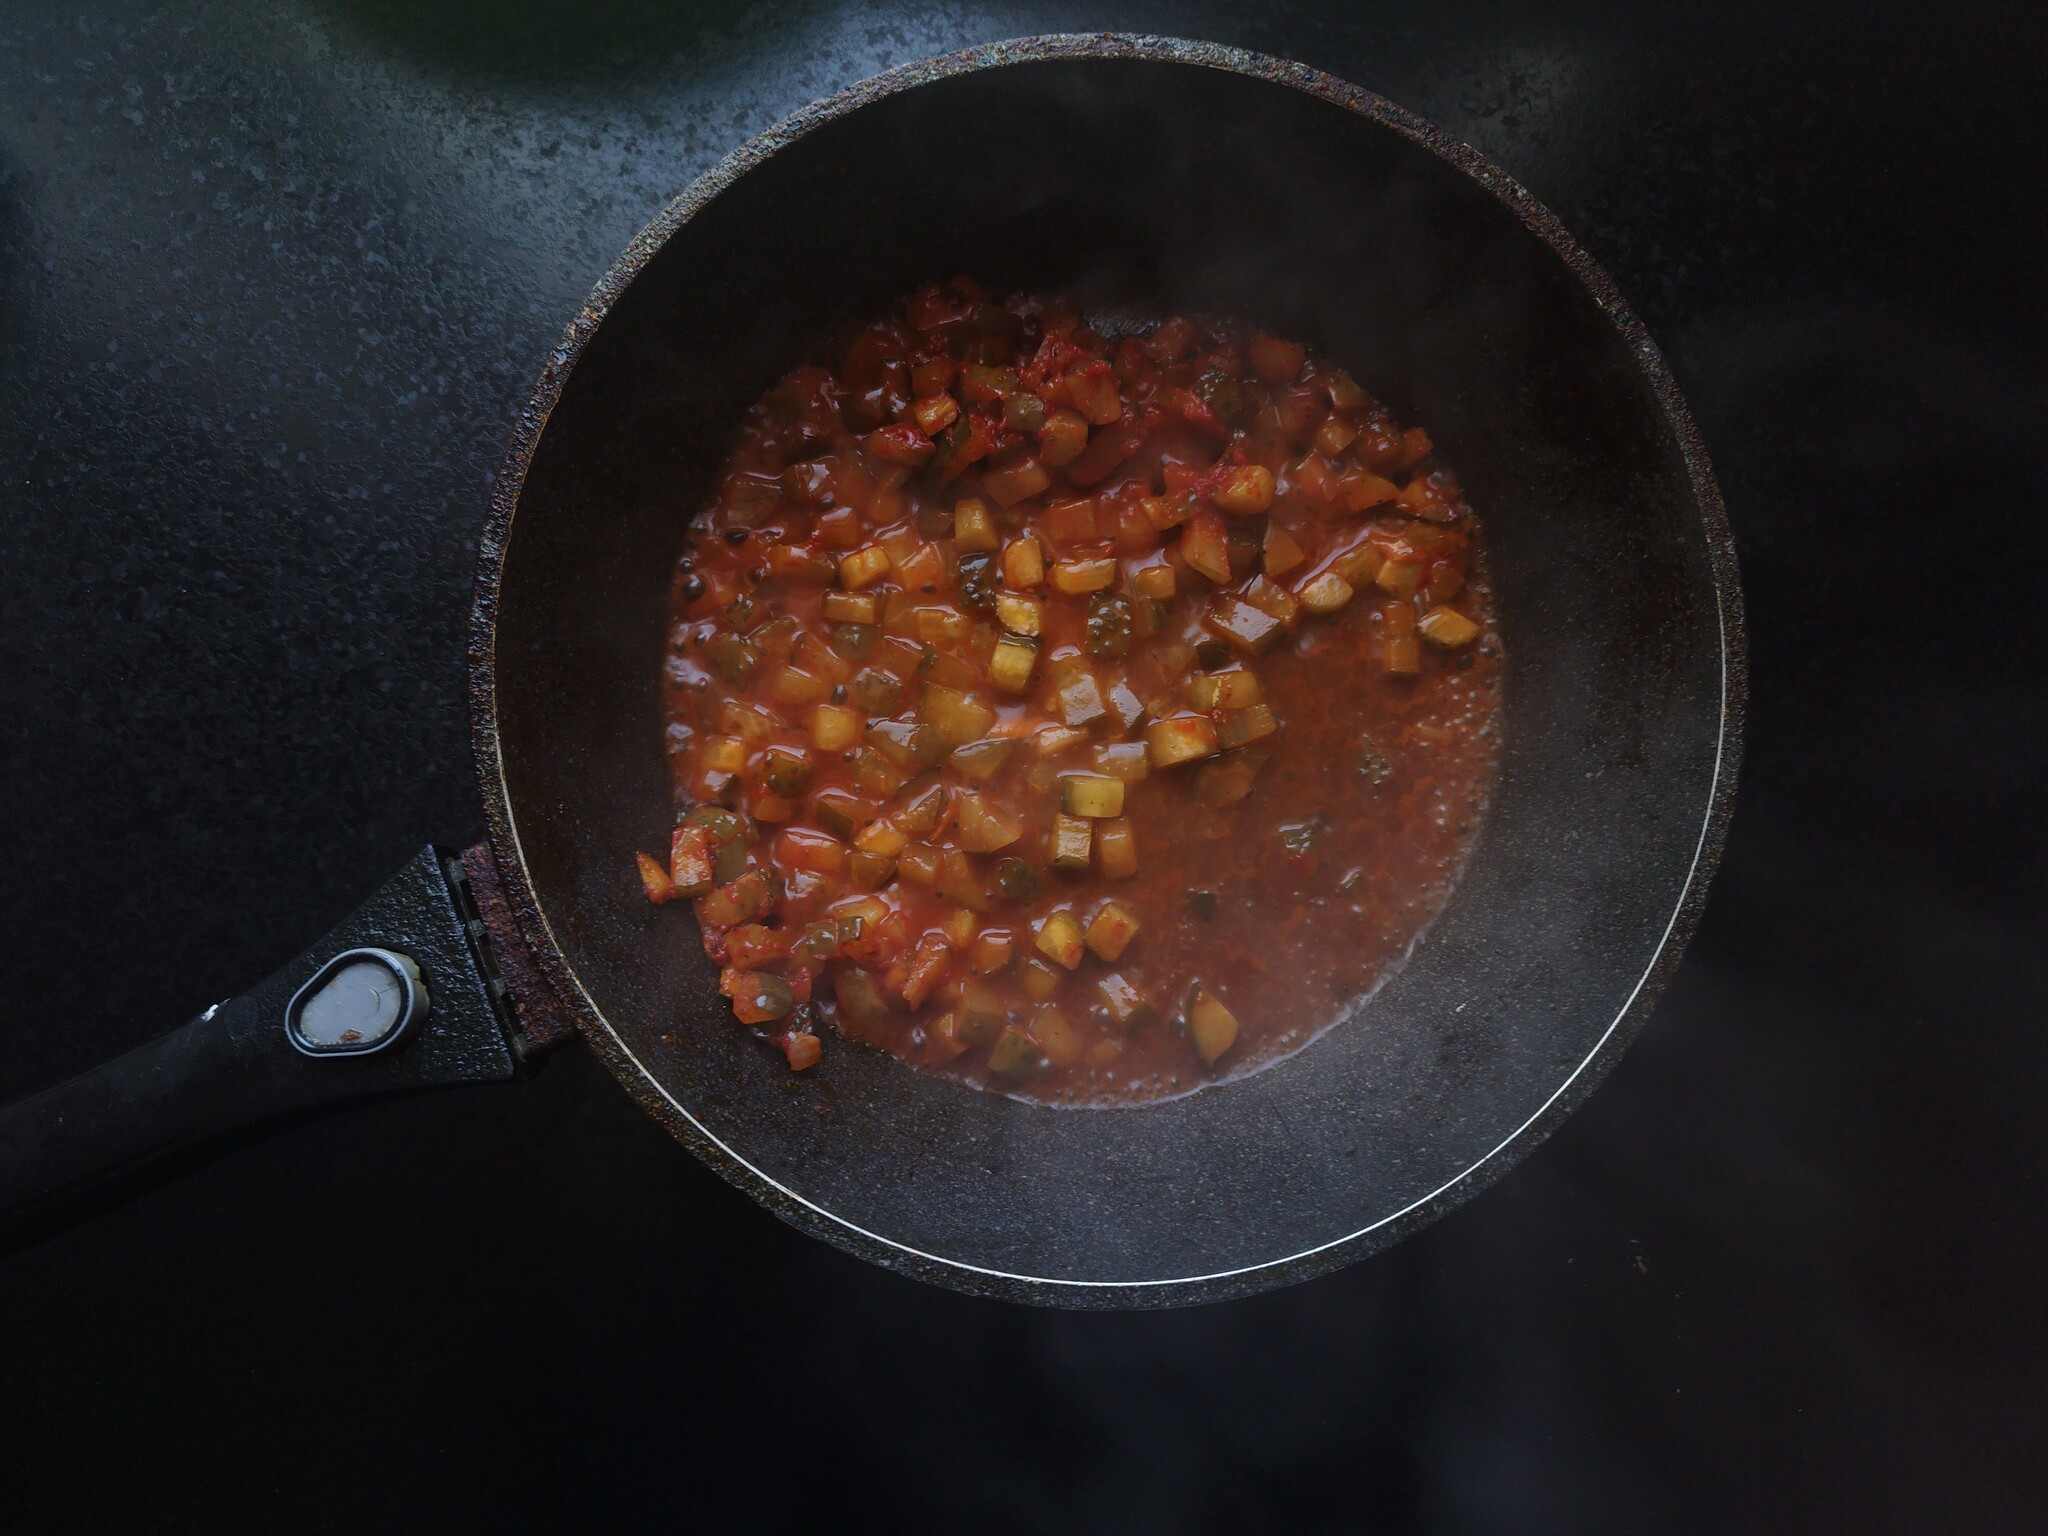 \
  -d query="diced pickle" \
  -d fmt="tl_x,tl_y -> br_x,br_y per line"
1295,570 -> 1354,614
987,1024 -> 1047,1078
1050,814 -> 1093,873
869,718 -> 946,768
1417,605 -> 1481,648
1188,987 -> 1240,1064
1084,593 -> 1132,658
1189,670 -> 1261,710
1059,775 -> 1125,818
704,631 -> 760,682
988,635 -> 1038,693
822,591 -> 877,625
921,684 -> 996,746
761,745 -> 812,796
995,593 -> 1045,636
987,857 -> 1040,906
1145,716 -> 1221,769
1092,742 -> 1151,782
1203,596 -> 1286,657
1217,703 -> 1278,750
1084,902 -> 1139,962
956,551 -> 998,610
847,666 -> 904,714
1035,909 -> 1087,970
949,737 -> 1016,781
